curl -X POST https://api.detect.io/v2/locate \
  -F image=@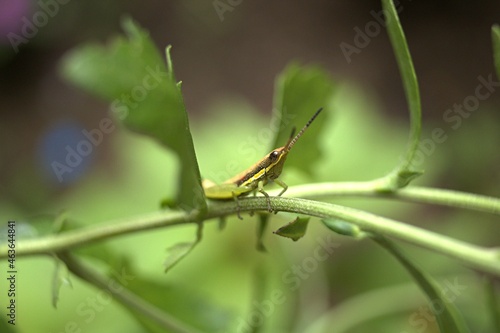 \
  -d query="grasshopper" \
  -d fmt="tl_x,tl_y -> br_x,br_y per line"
203,108 -> 323,218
